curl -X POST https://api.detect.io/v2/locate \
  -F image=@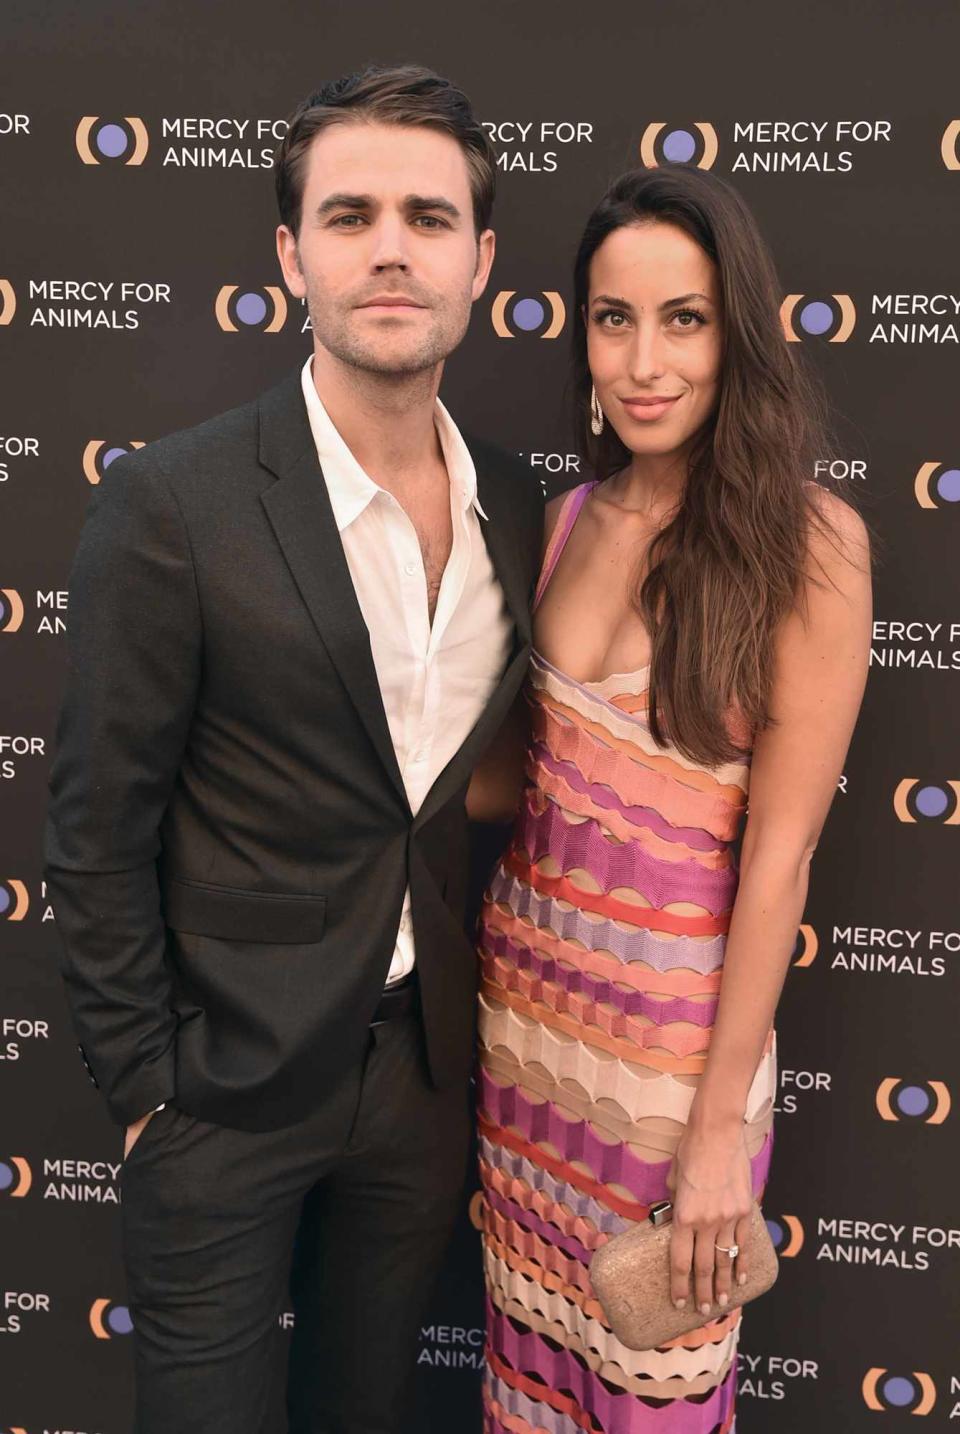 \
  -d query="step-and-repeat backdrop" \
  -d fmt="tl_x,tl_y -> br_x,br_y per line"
2,1 -> 958,1429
